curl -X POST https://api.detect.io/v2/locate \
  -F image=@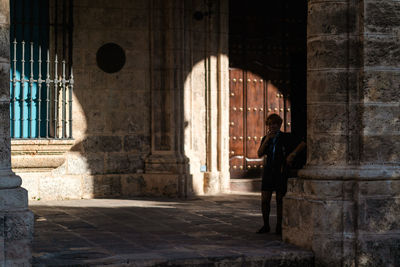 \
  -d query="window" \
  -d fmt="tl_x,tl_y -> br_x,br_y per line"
10,0 -> 73,139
